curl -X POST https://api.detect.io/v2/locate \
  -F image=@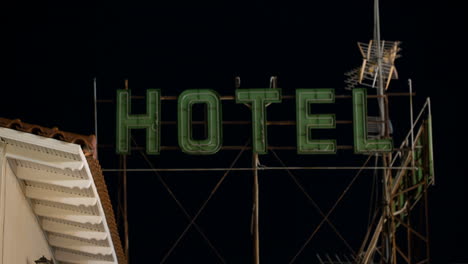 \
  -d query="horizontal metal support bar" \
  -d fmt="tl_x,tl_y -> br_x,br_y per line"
98,145 -> 354,150
160,120 -> 356,125
159,120 -> 385,125
102,166 -> 419,172
98,145 -> 404,151
97,93 -> 415,103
